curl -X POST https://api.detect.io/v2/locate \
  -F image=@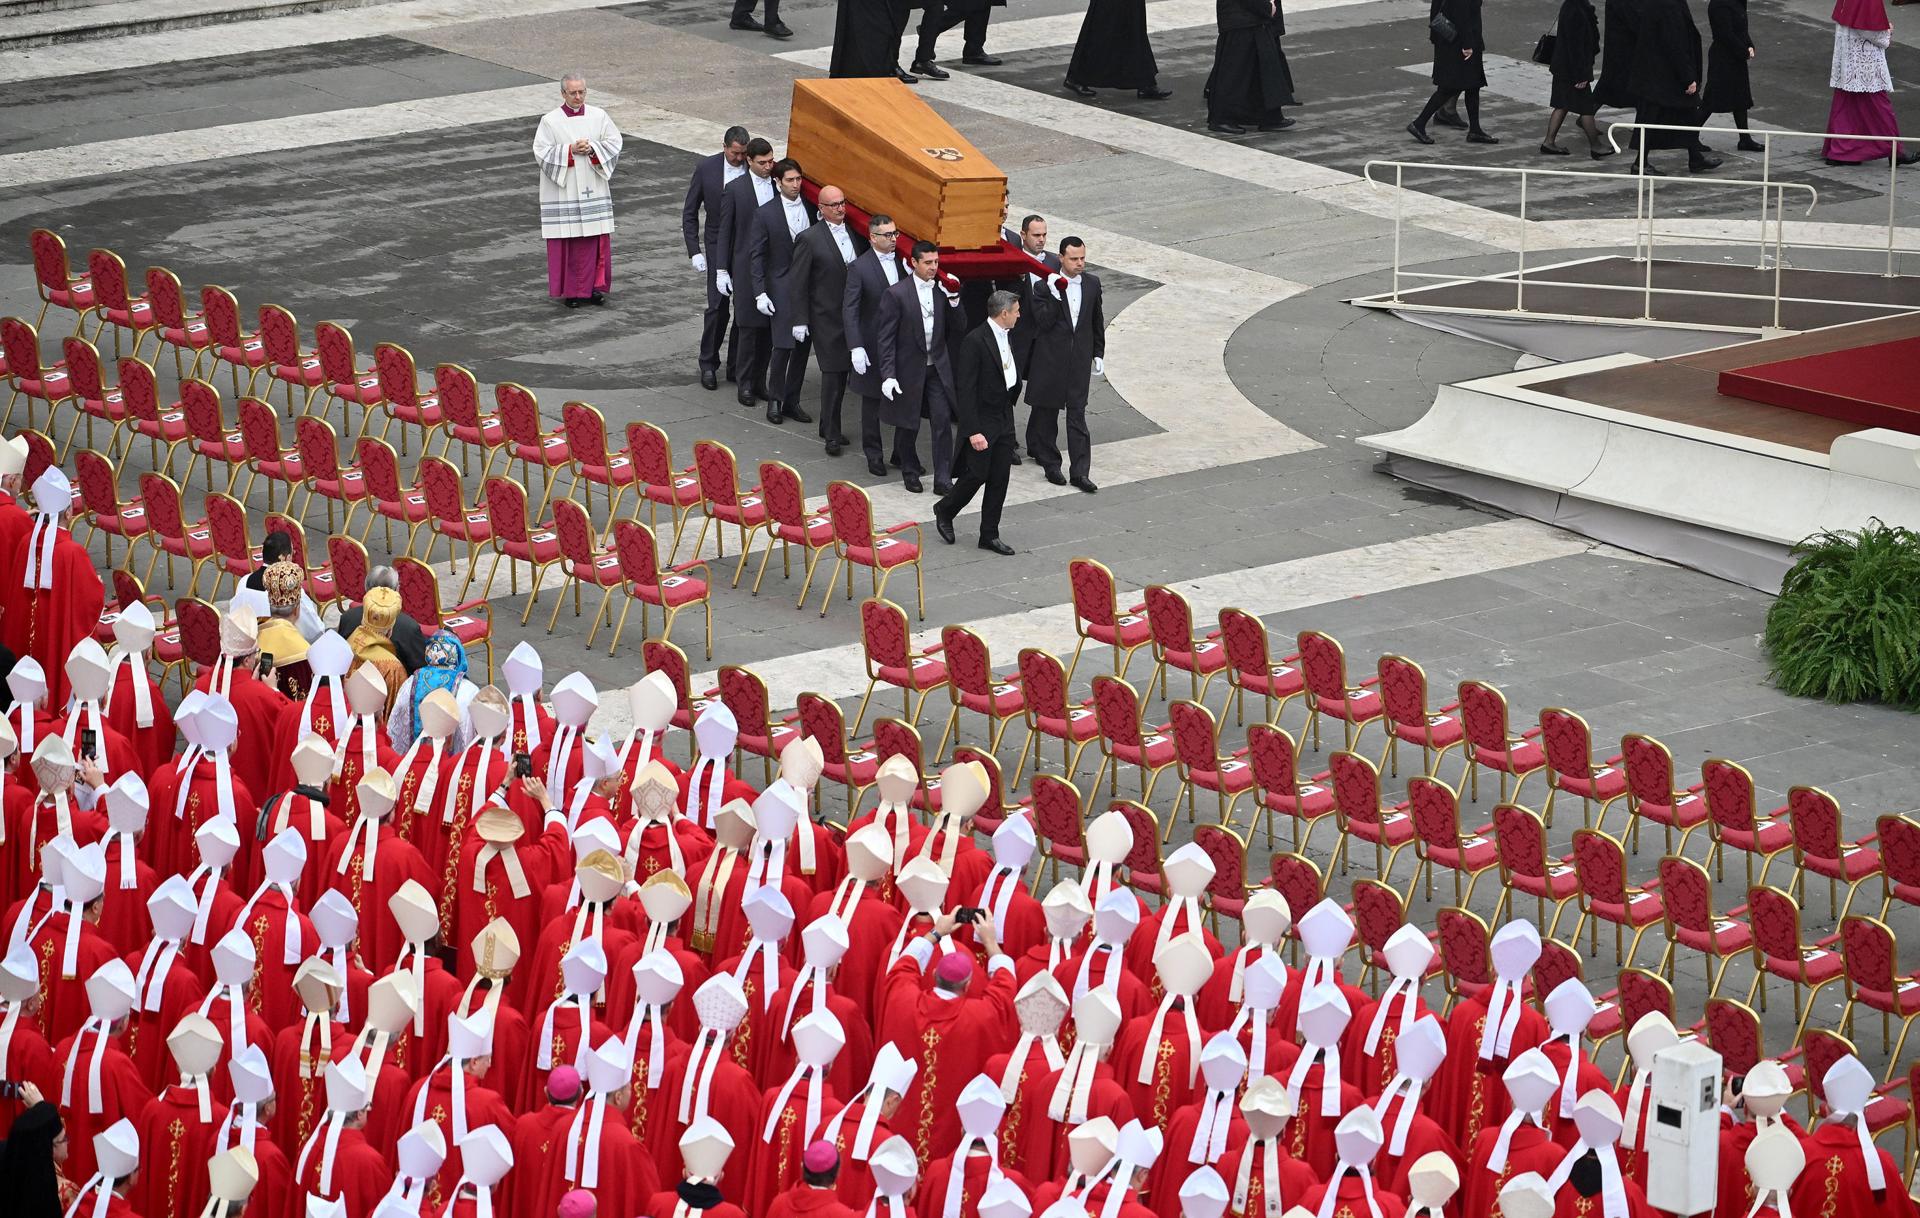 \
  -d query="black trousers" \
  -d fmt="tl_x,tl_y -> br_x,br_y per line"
860,394 -> 886,465
936,431 -> 1014,540
915,2 -> 989,60
768,336 -> 813,407
732,0 -> 780,21
733,326 -> 771,397
895,375 -> 954,485
699,265 -> 732,375
1026,401 -> 1090,480
818,371 -> 849,440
